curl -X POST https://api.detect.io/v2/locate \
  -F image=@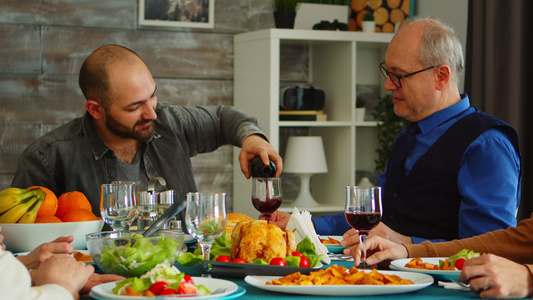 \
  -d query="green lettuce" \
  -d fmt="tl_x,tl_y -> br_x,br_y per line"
448,249 -> 482,267
99,233 -> 181,277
